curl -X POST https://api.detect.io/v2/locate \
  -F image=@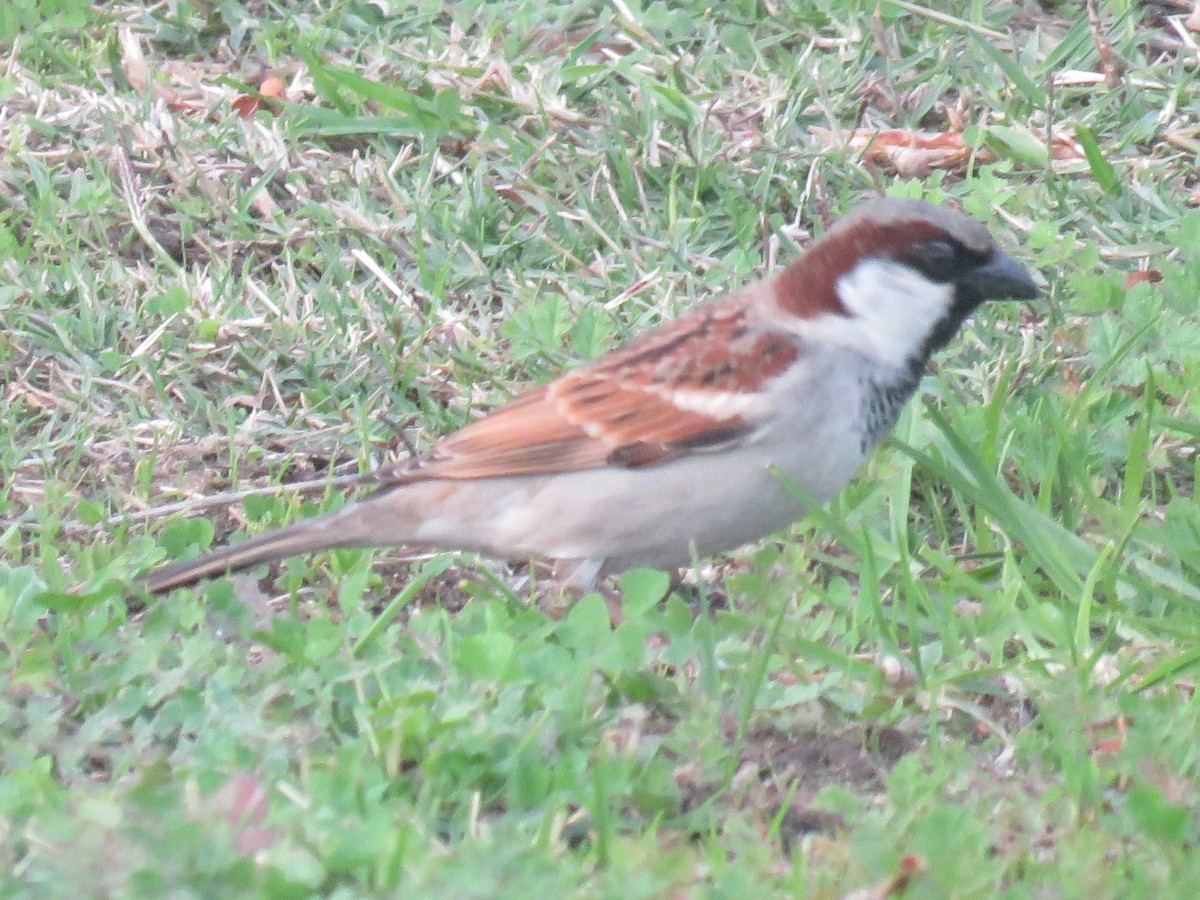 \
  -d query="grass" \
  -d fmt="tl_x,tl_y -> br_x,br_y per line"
3,0 -> 1200,894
